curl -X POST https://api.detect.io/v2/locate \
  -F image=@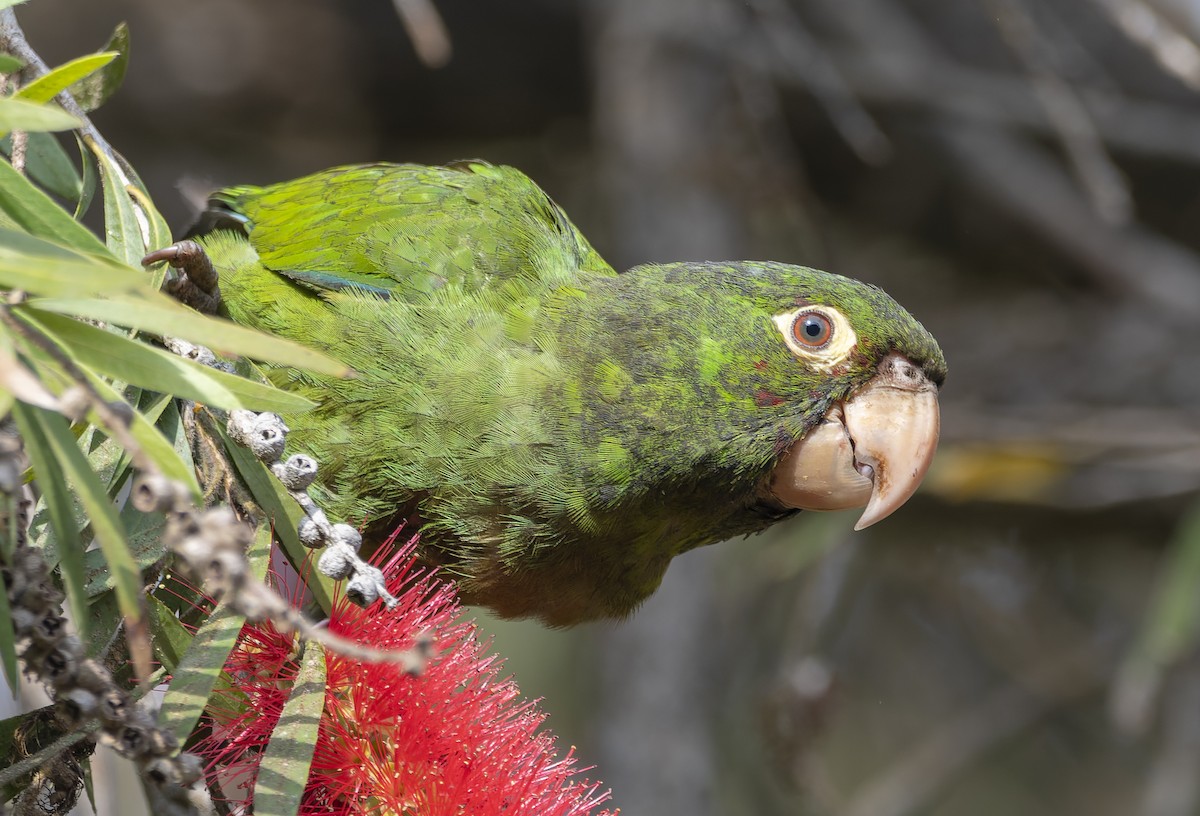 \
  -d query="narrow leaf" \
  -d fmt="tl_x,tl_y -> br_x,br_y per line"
158,602 -> 247,747
254,643 -> 326,816
0,54 -> 24,73
0,322 -> 59,410
79,371 -> 202,500
15,53 -> 118,105
103,145 -> 171,258
0,160 -> 111,256
0,97 -> 79,134
70,24 -> 130,113
1,131 -> 83,201
126,183 -> 171,260
84,505 -> 167,597
88,138 -> 144,265
73,132 -> 96,220
0,0 -> 28,10
33,293 -> 350,377
0,230 -> 141,297
1113,501 -> 1200,733
0,527 -> 18,693
245,516 -> 274,581
23,405 -> 146,674
13,402 -> 89,640
146,594 -> 192,674
20,309 -> 316,413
